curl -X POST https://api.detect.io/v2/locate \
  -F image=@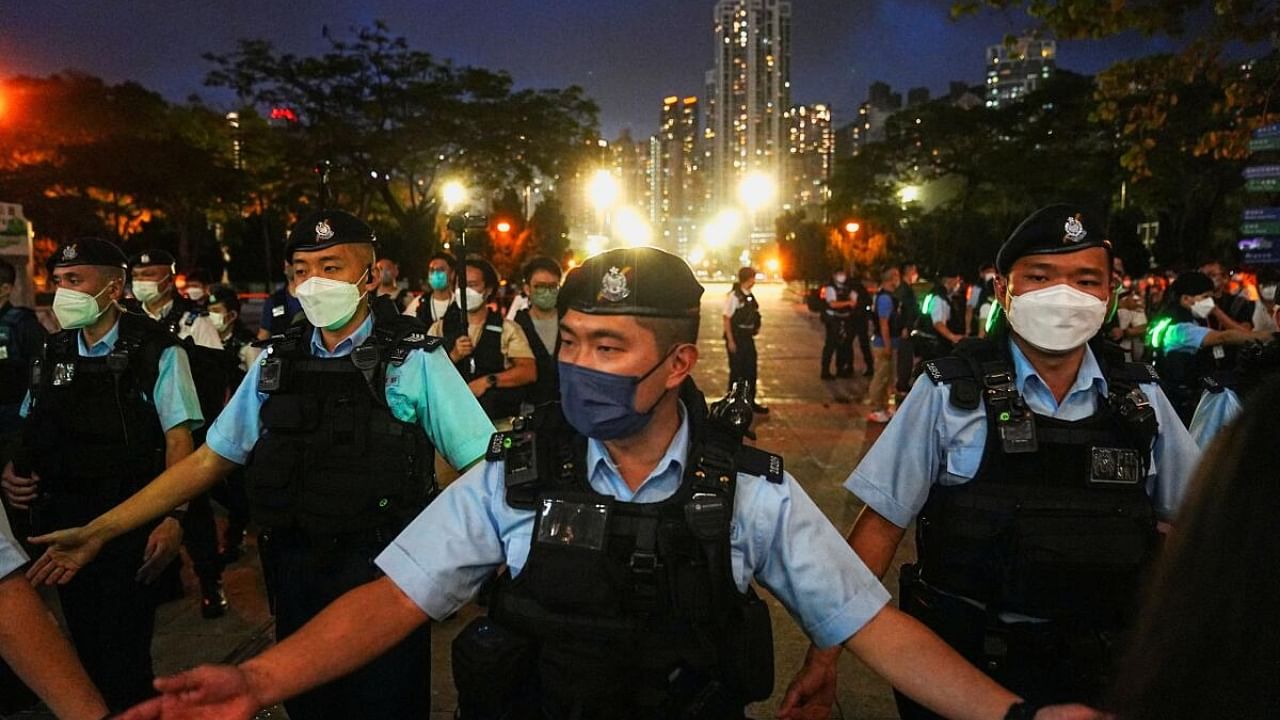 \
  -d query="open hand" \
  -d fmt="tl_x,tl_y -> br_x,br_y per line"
116,665 -> 262,720
27,525 -> 105,586
136,517 -> 183,585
